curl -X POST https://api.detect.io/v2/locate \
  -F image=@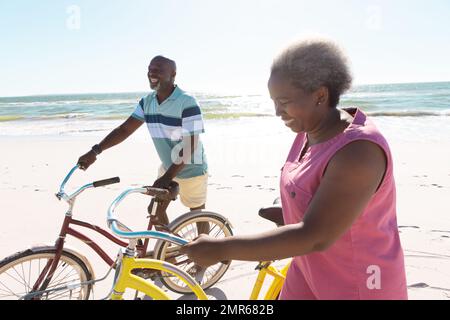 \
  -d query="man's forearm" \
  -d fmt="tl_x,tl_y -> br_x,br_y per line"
164,163 -> 185,180
97,126 -> 132,152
